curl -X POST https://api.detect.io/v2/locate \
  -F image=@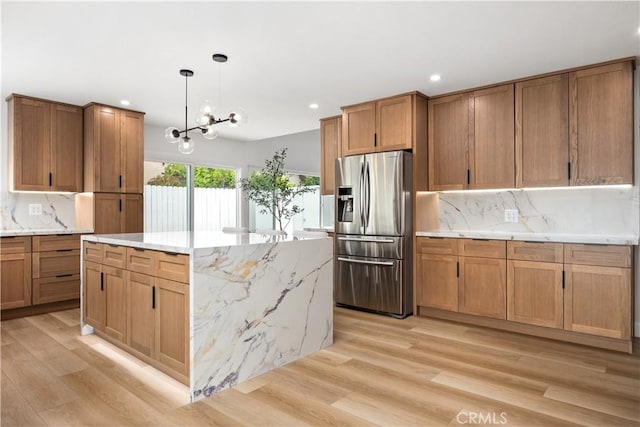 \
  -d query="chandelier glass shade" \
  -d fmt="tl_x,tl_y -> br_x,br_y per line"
165,54 -> 247,153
